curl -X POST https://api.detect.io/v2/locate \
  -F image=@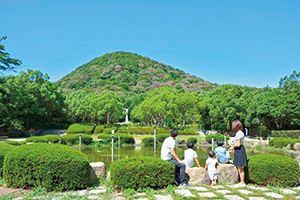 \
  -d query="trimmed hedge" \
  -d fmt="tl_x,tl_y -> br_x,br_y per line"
61,134 -> 93,145
142,137 -> 157,146
110,156 -> 174,189
270,130 -> 300,139
156,134 -> 169,143
3,143 -> 91,191
26,136 -> 48,143
94,125 -> 117,134
97,134 -> 135,145
66,123 -> 95,135
43,135 -> 61,143
248,154 -> 300,187
268,138 -> 300,150
205,133 -> 230,144
0,142 -> 16,176
187,137 -> 197,145
5,141 -> 25,146
128,127 -> 153,135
